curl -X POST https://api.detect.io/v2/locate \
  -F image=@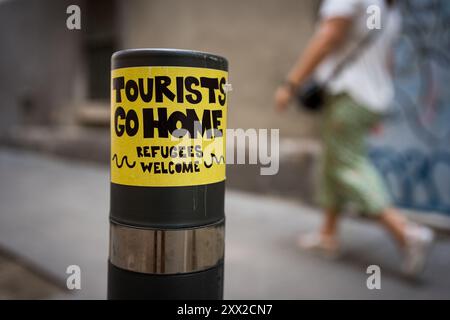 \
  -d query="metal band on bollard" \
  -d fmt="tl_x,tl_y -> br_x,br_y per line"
110,221 -> 225,274
108,49 -> 228,299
